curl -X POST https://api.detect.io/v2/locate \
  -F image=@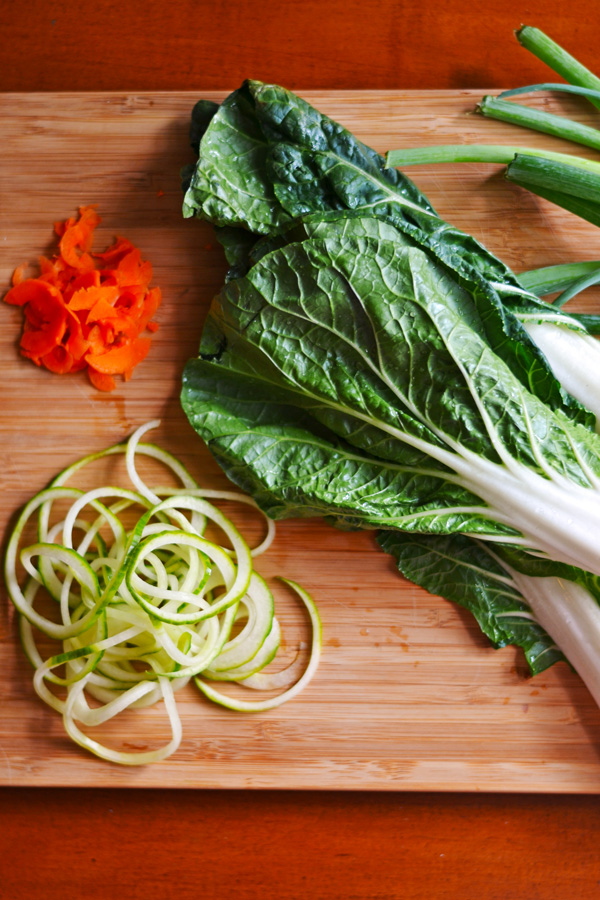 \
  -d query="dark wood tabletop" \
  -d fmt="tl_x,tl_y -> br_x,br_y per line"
2,0 -> 600,897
